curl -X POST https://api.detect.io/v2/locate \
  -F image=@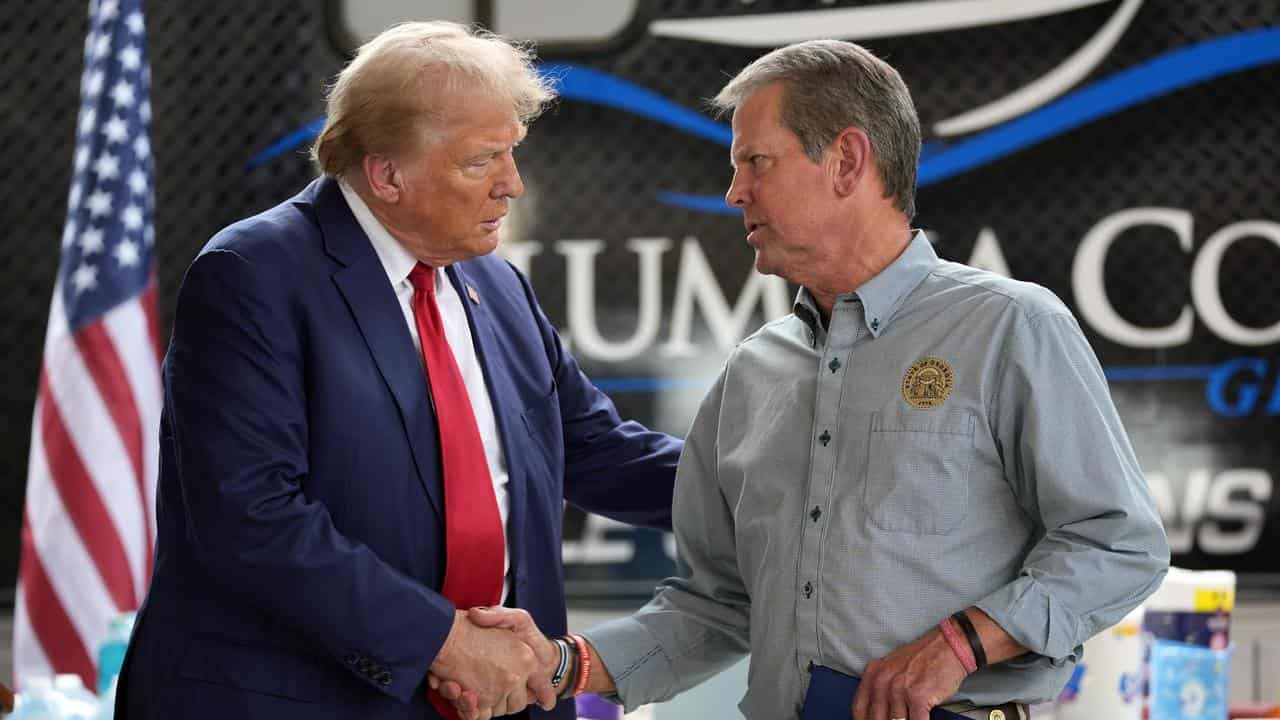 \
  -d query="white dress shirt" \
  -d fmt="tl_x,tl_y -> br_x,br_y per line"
339,180 -> 512,605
